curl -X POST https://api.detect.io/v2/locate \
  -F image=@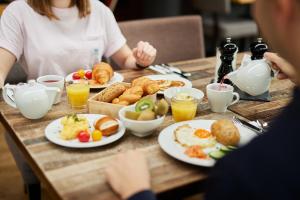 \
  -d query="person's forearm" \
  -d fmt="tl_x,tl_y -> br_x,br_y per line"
0,48 -> 17,87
